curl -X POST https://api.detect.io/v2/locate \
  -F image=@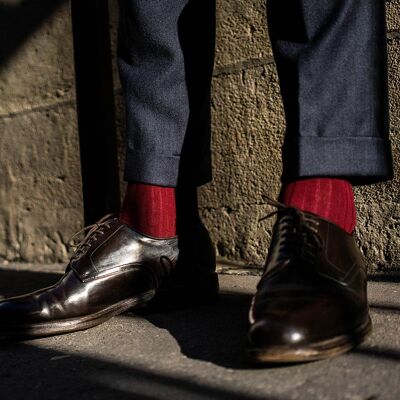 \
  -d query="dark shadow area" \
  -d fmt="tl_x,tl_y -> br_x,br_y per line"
369,302 -> 400,314
0,268 -> 62,299
138,291 -> 268,370
71,0 -> 120,224
0,342 -> 283,400
175,0 -> 215,186
367,272 -> 400,282
0,0 -> 66,66
353,346 -> 400,362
